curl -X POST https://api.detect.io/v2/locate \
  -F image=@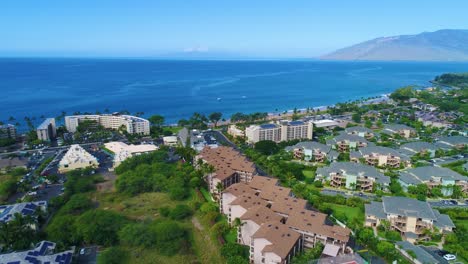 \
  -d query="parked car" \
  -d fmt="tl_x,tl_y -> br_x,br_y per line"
443,254 -> 456,261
